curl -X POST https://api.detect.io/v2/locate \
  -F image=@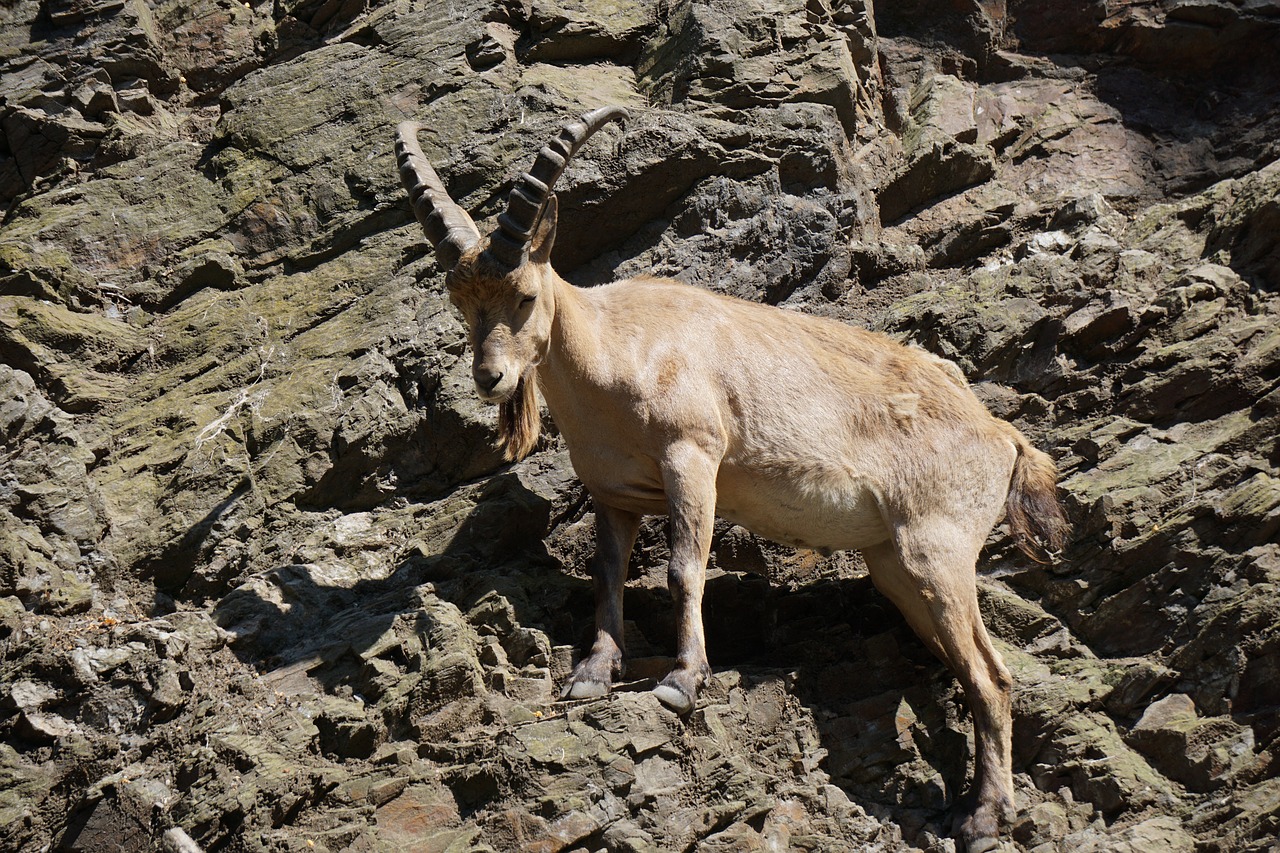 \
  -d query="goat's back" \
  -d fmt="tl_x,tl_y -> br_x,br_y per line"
552,276 -> 1020,543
